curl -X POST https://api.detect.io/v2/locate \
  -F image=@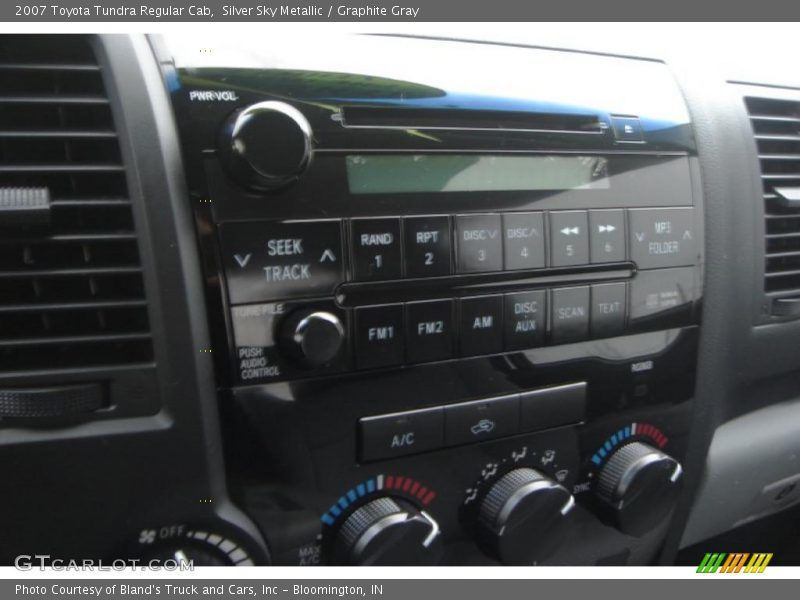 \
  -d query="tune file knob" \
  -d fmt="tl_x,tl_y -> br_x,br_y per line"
279,310 -> 345,368
594,441 -> 683,536
219,100 -> 312,190
477,467 -> 575,565
333,497 -> 442,566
